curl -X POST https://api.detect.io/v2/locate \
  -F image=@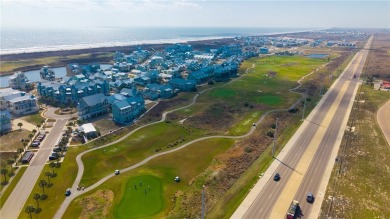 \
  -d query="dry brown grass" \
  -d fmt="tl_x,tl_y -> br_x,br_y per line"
365,33 -> 390,79
79,189 -> 114,219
